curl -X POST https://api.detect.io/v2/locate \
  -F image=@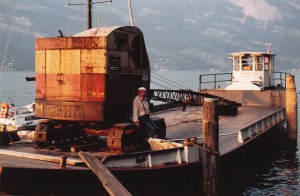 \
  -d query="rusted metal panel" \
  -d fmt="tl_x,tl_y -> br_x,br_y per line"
35,50 -> 45,73
35,37 -> 107,50
45,50 -> 60,73
44,49 -> 81,101
81,74 -> 105,102
44,73 -> 81,101
34,26 -> 150,123
67,37 -> 107,50
35,50 -> 46,99
35,38 -> 68,50
35,100 -> 104,121
35,73 -> 45,99
81,49 -> 107,74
